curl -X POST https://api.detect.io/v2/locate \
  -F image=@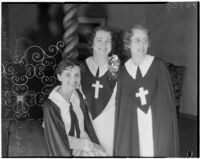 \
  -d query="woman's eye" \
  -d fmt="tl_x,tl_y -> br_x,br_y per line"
75,74 -> 80,78
143,39 -> 148,44
133,39 -> 140,43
